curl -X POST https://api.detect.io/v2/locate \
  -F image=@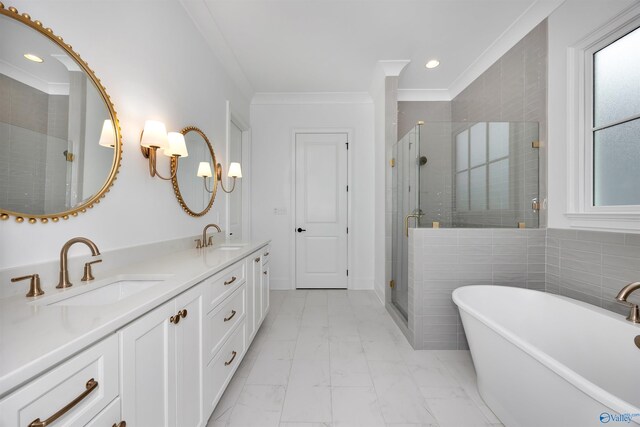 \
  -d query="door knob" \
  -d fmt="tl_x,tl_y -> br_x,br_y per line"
297,227 -> 307,233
